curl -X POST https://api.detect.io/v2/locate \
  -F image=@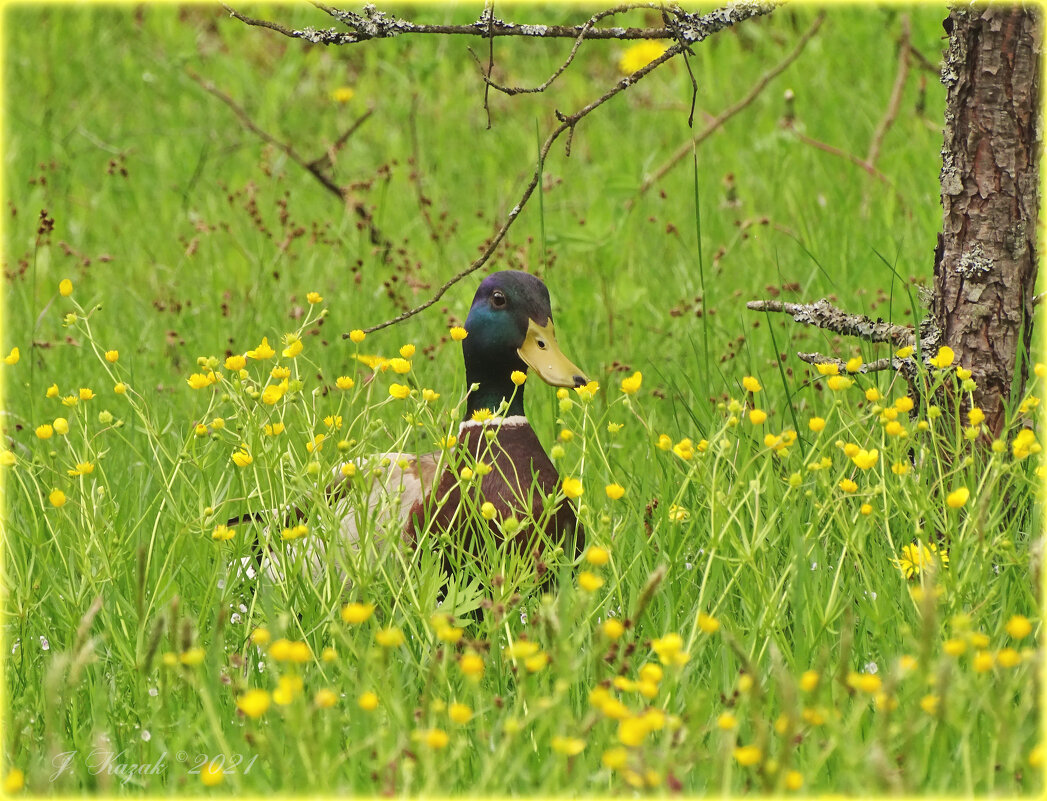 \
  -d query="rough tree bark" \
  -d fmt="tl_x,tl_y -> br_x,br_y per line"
934,5 -> 1041,437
